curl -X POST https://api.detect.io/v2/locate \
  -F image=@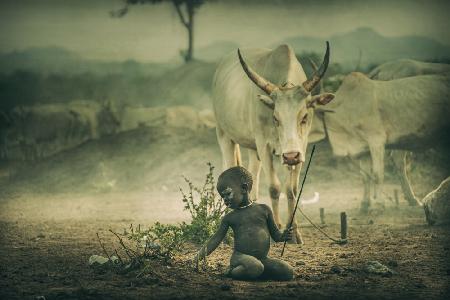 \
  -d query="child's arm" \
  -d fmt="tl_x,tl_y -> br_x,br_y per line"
263,204 -> 293,242
196,216 -> 229,259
